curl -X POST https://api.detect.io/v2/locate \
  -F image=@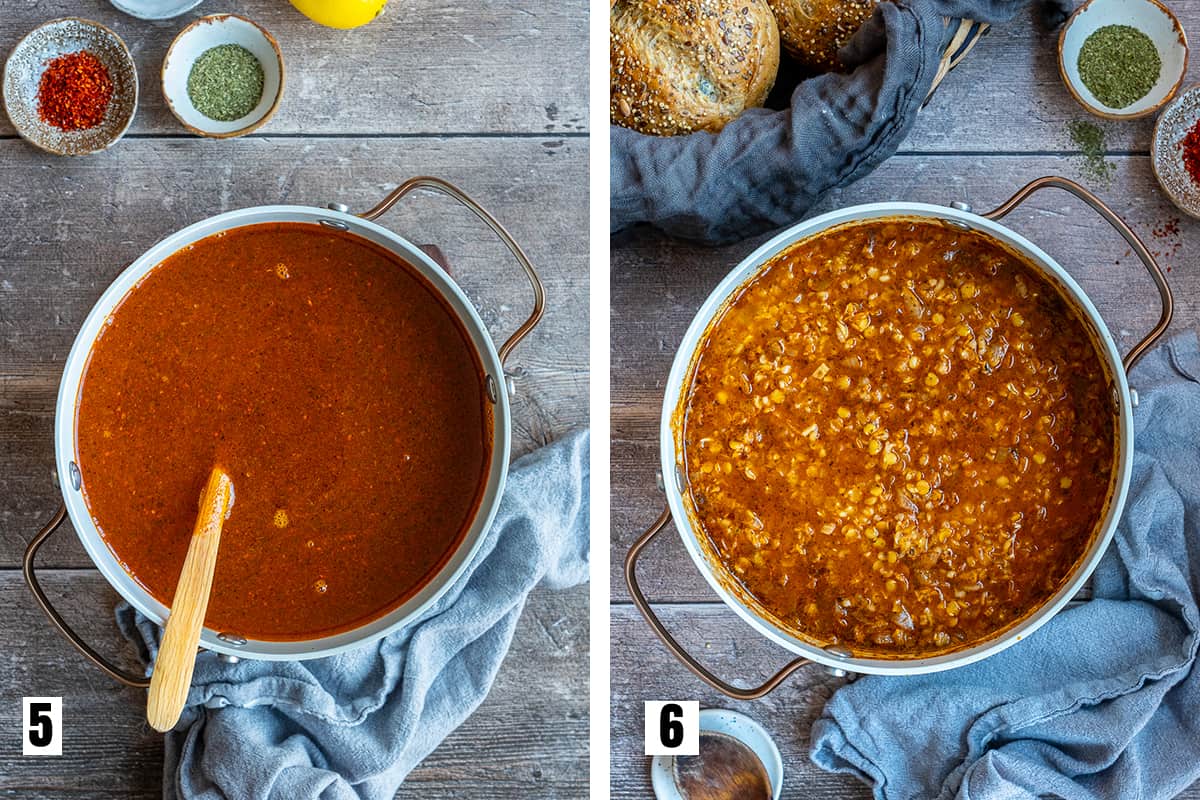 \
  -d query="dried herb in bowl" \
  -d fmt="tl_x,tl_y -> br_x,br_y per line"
1077,24 -> 1161,109
187,44 -> 264,122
